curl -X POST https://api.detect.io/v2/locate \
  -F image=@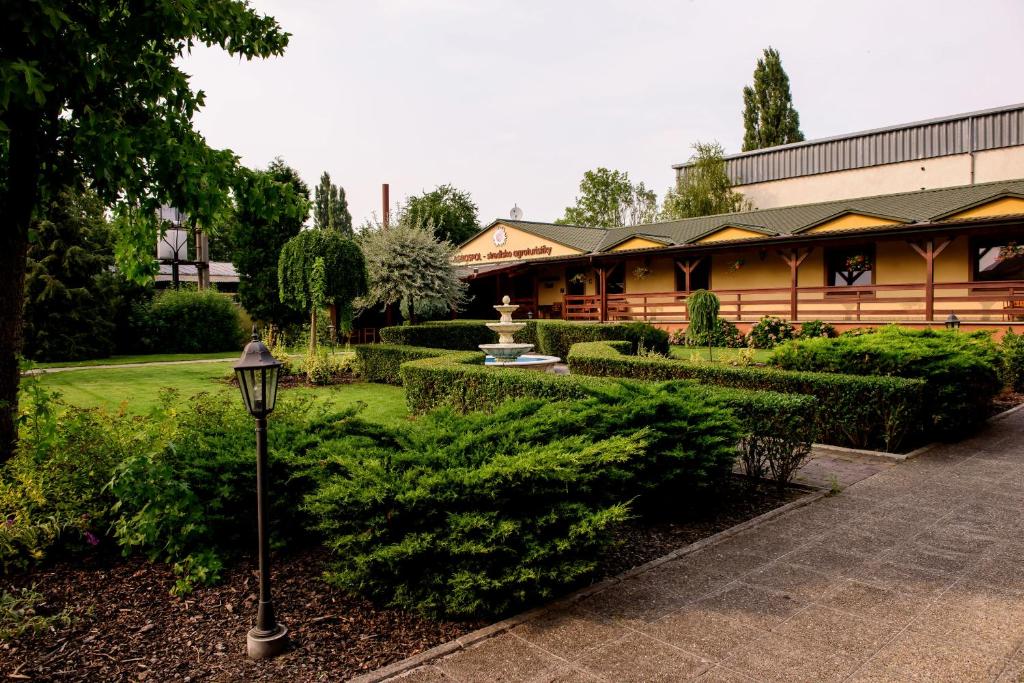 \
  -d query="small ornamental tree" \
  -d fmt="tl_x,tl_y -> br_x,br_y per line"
358,218 -> 468,324
278,231 -> 366,352
687,289 -> 720,361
